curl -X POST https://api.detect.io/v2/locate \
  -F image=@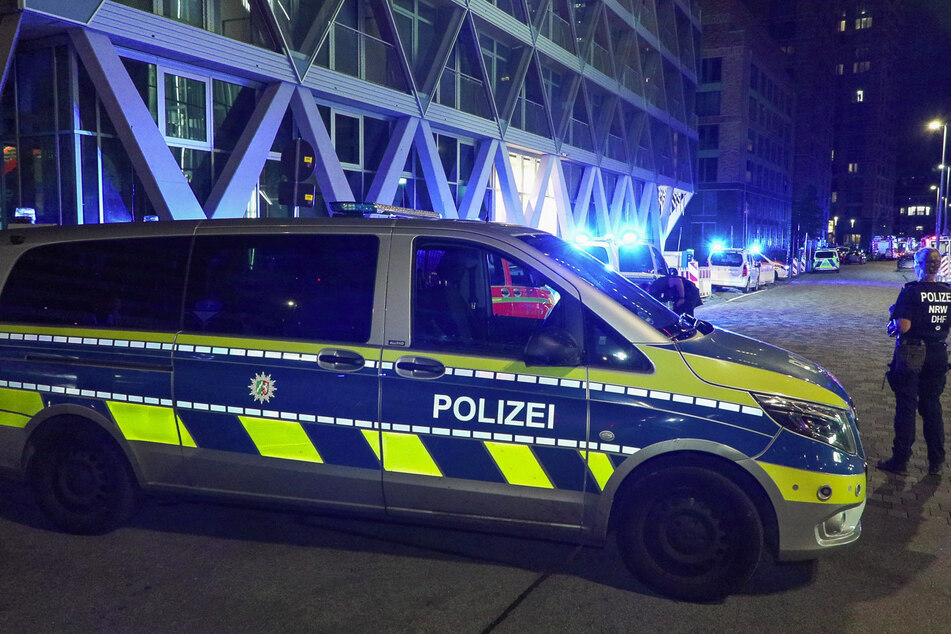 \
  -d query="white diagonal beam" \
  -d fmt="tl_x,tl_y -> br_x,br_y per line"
609,174 -> 631,234
206,82 -> 294,218
523,153 -> 554,228
549,157 -> 575,238
591,168 -> 610,236
366,117 -> 418,205
494,143 -> 525,225
290,86 -> 355,205
414,120 -> 457,218
573,166 -> 596,228
70,29 -> 204,220
457,138 -> 498,220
